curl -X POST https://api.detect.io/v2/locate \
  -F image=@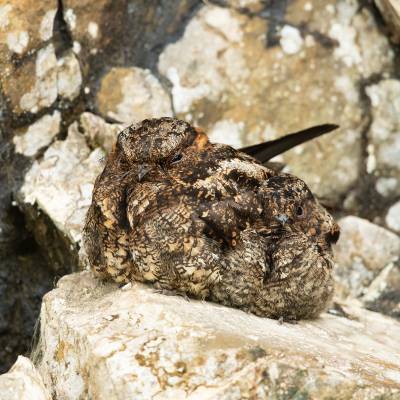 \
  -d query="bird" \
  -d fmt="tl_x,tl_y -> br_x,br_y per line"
82,117 -> 340,320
